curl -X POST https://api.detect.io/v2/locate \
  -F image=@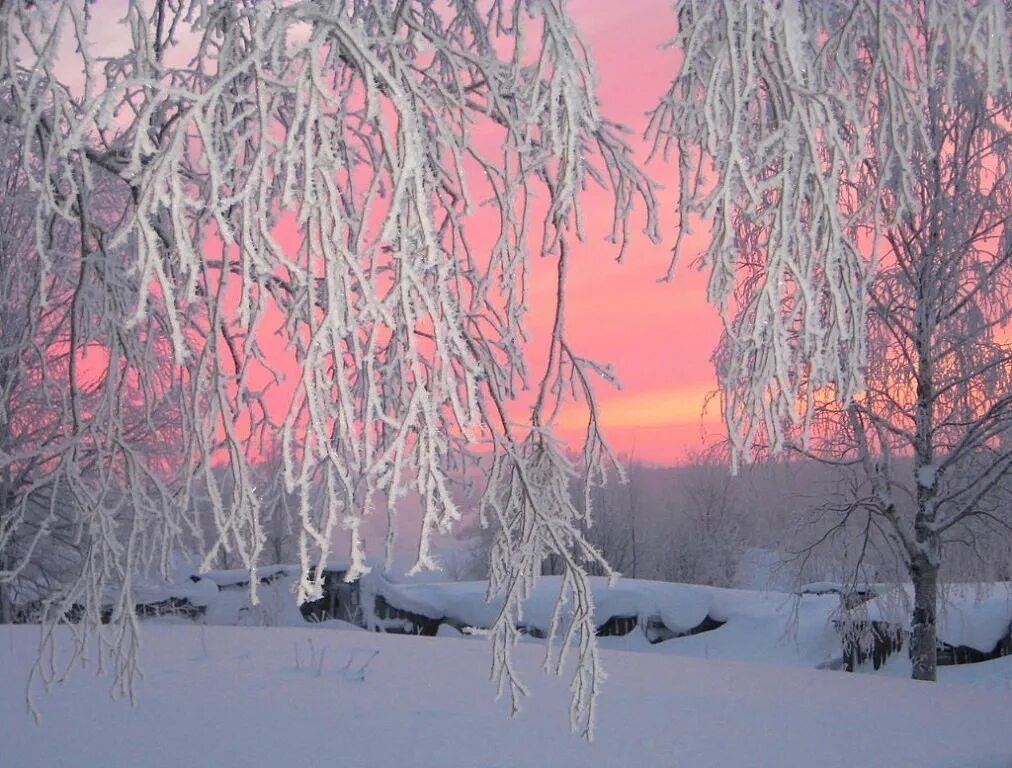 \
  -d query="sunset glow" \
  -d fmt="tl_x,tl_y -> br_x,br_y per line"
237,0 -> 725,465
529,0 -> 723,464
